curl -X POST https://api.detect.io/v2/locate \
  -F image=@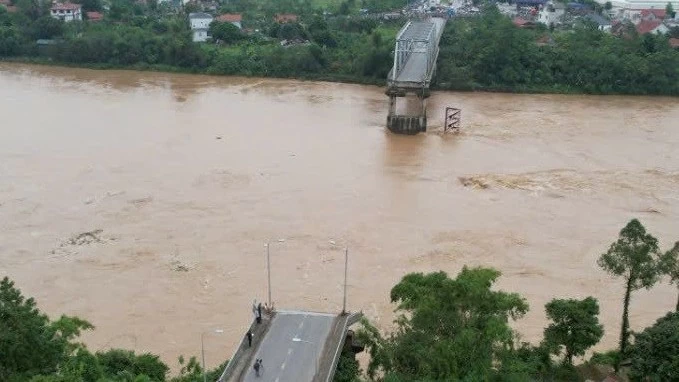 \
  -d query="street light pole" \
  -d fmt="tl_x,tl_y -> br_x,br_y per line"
201,329 -> 224,382
342,247 -> 348,315
201,332 -> 206,382
267,243 -> 272,307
